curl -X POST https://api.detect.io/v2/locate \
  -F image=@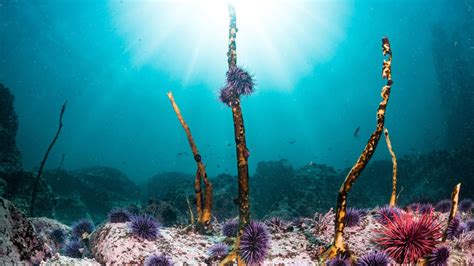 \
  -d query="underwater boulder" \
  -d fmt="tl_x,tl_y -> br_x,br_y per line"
0,197 -> 52,264
28,217 -> 71,252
